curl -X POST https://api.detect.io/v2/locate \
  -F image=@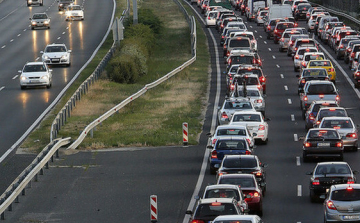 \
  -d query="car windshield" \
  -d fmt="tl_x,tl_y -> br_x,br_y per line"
321,120 -> 353,129
308,129 -> 339,139
204,189 -> 239,200
224,101 -> 252,109
232,114 -> 261,122
216,128 -> 247,136
331,189 -> 360,201
307,84 -> 335,94
33,14 -> 47,19
216,140 -> 247,150
194,203 -> 238,217
303,69 -> 327,77
315,164 -> 351,175
23,64 -> 46,72
219,177 -> 256,188
45,46 -> 66,53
